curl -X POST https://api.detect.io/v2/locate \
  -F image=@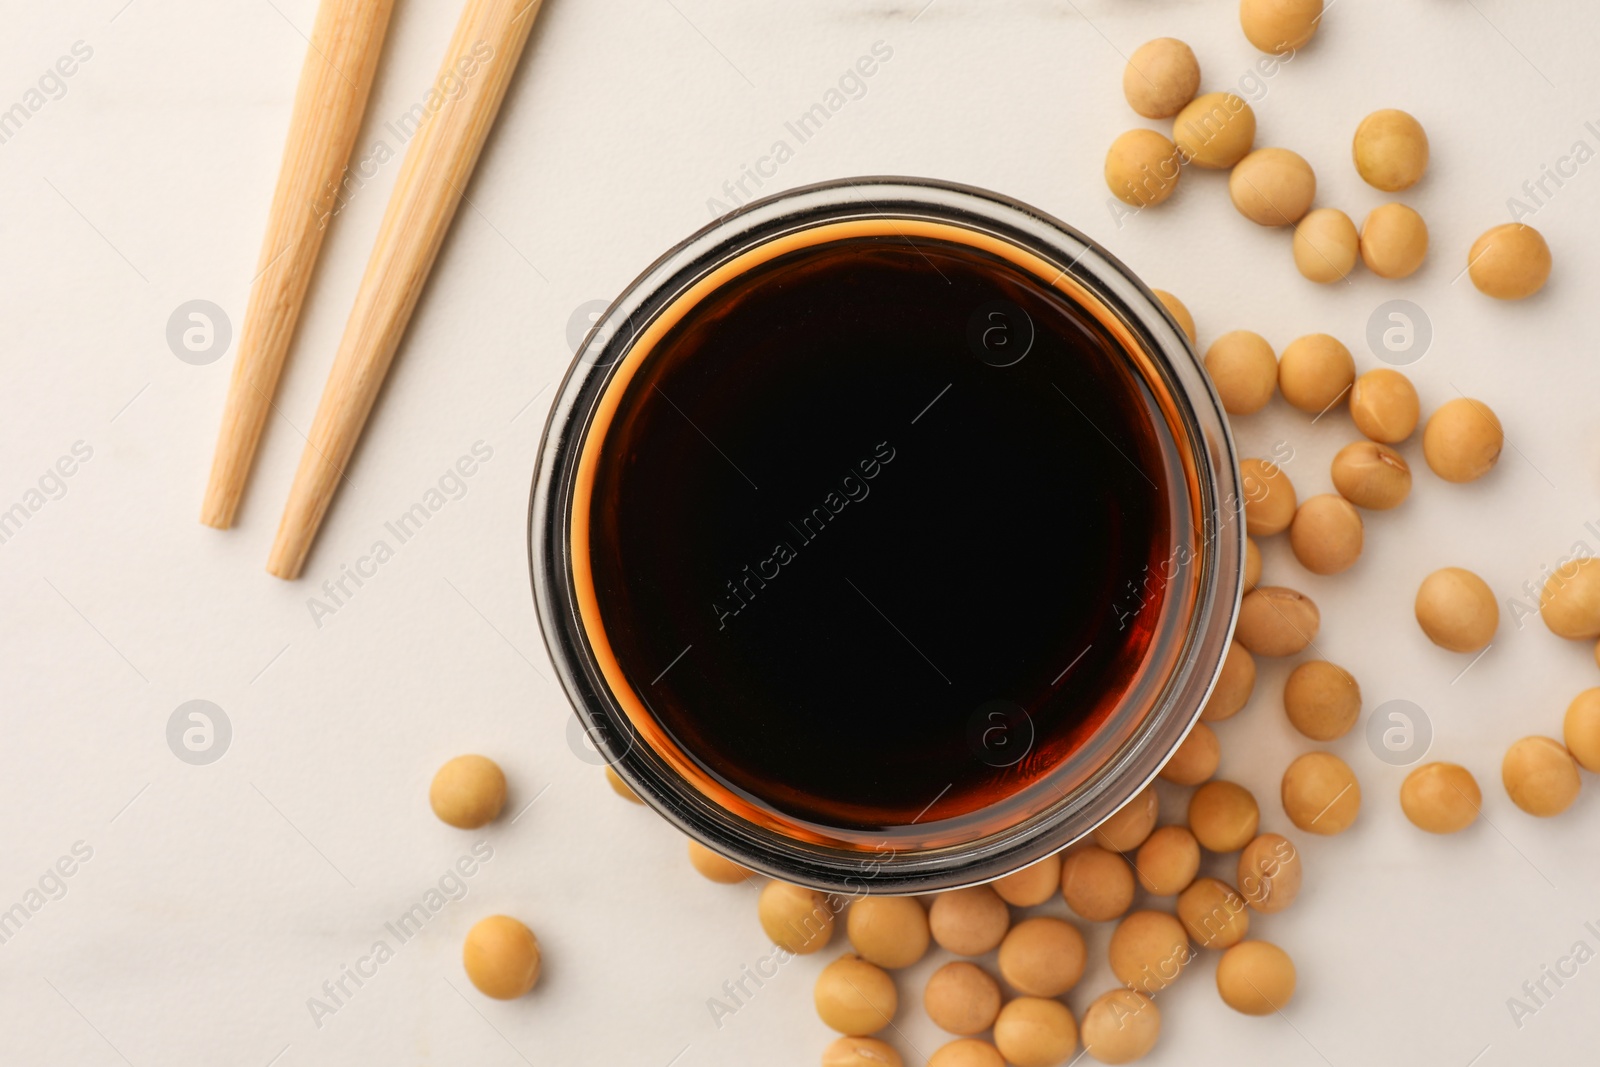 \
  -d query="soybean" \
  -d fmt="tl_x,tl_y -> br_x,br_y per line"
1173,93 -> 1256,169
1281,752 -> 1361,834
929,886 -> 1010,956
1283,660 -> 1361,741
1201,640 -> 1257,722
1541,558 -> 1600,638
1564,688 -> 1600,772
1133,825 -> 1201,895
1216,941 -> 1296,1015
816,955 -> 897,1035
1350,368 -> 1419,443
1400,762 -> 1481,834
1205,330 -> 1278,415
924,961 -> 1001,1035
1423,398 -> 1503,483
1353,109 -> 1428,191
1240,457 -> 1298,537
993,855 -> 1064,908
1277,333 -> 1353,413
1331,440 -> 1411,509
1229,147 -> 1315,227
1060,846 -> 1136,922
1094,786 -> 1159,853
1123,38 -> 1200,119
1240,0 -> 1324,53
1293,208 -> 1359,283
688,840 -> 753,884
430,755 -> 506,829
1153,289 -> 1196,345
1159,722 -> 1220,785
1176,877 -> 1250,949
1188,781 -> 1260,853
760,881 -> 835,954
1079,989 -> 1160,1064
824,1038 -> 904,1067
1359,203 -> 1428,279
1108,911 -> 1191,994
463,915 -> 541,999
1468,223 -> 1551,300
1502,737 -> 1581,817
605,765 -> 643,804
993,998 -> 1080,1067
1236,586 -> 1320,657
928,1041 -> 1004,1067
1415,567 -> 1498,653
1237,833 -> 1303,913
1245,536 -> 1263,590
847,895 -> 930,970
1106,130 -> 1182,207
997,917 -> 1087,998
1289,494 -> 1363,575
